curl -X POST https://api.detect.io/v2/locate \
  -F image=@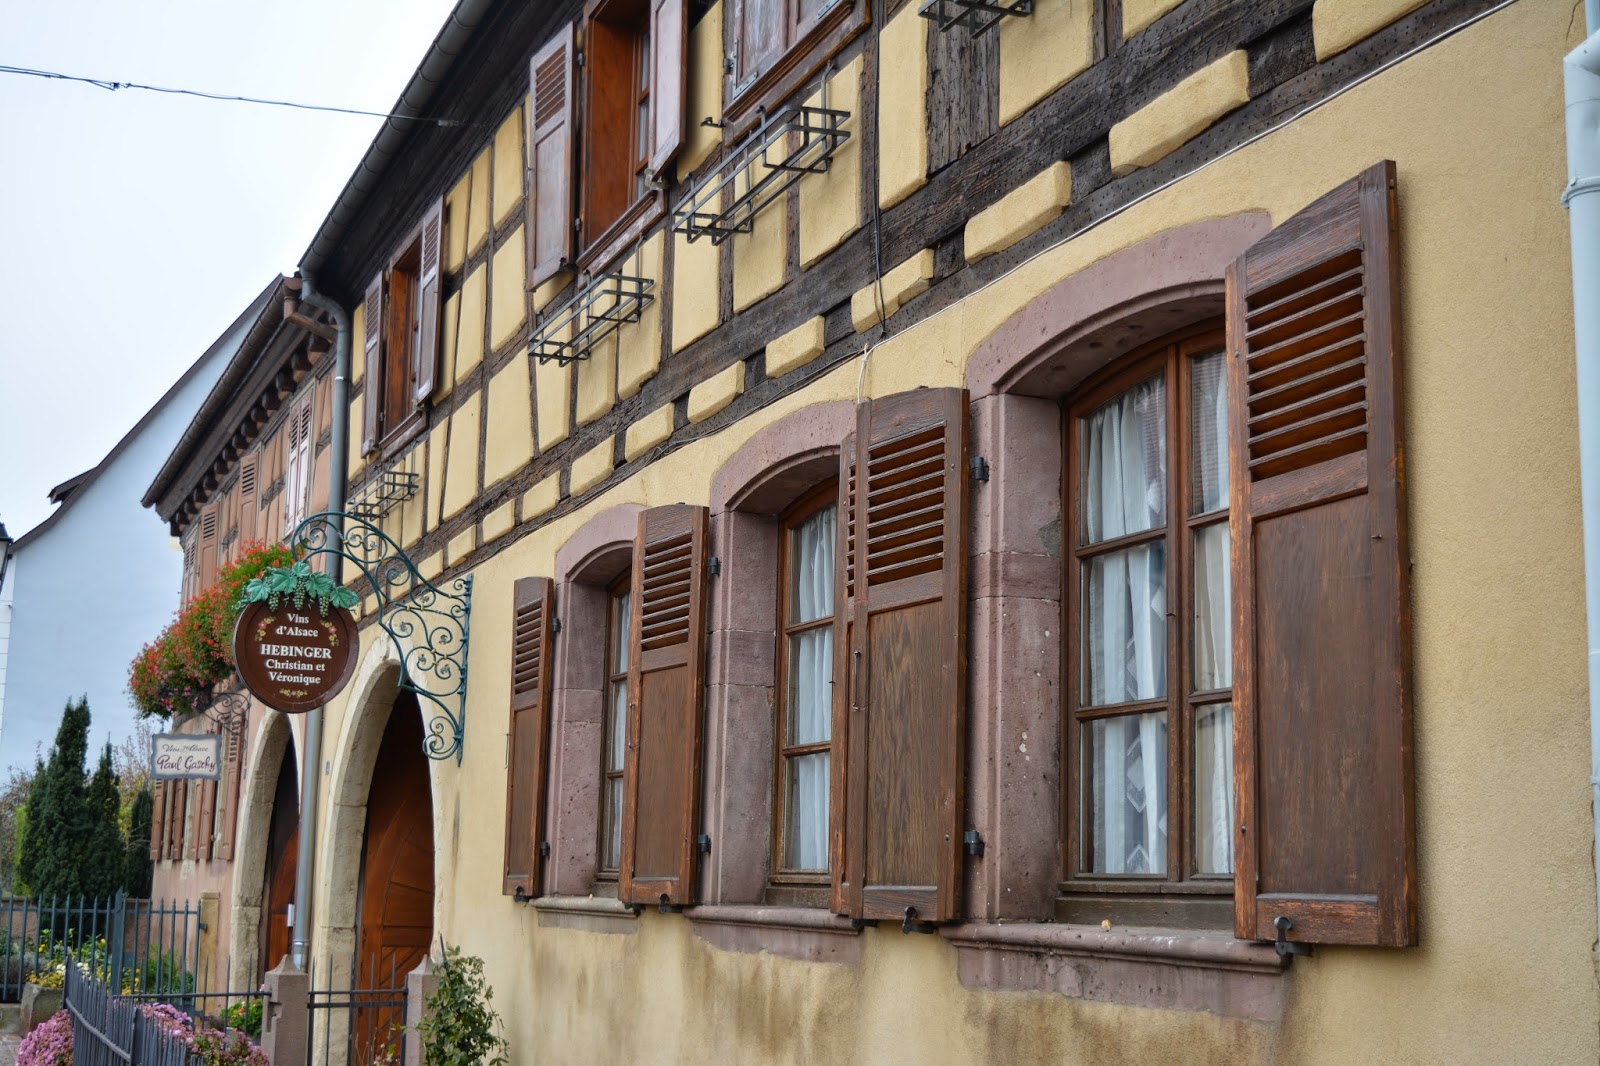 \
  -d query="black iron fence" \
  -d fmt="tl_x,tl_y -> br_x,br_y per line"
306,953 -> 410,1066
63,963 -> 199,1066
0,893 -> 200,1002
